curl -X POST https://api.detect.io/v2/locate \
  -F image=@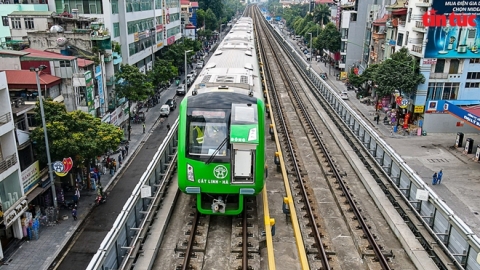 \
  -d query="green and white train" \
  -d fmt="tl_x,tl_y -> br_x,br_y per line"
177,16 -> 266,215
